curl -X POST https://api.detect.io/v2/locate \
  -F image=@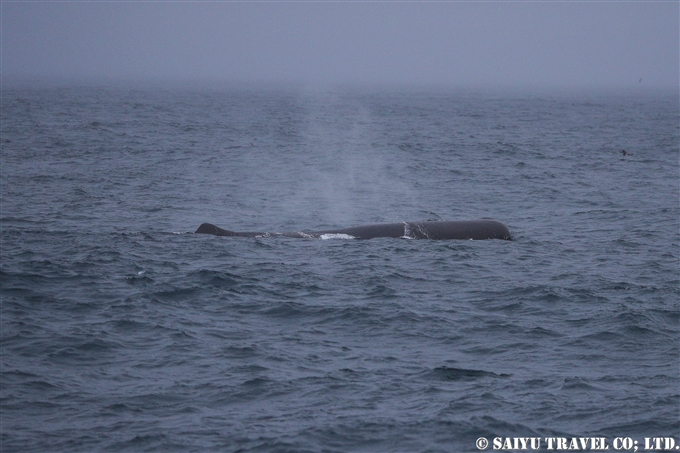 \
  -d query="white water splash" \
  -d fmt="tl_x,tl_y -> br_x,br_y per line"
319,233 -> 356,240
